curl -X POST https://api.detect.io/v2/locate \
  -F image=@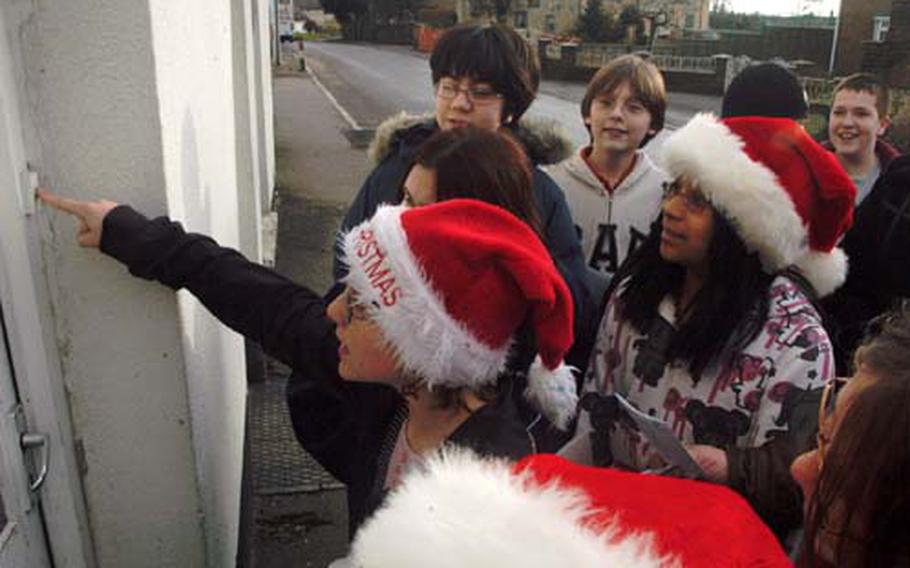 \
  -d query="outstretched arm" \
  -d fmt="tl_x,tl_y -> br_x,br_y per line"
39,190 -> 334,370
39,190 -> 404,491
